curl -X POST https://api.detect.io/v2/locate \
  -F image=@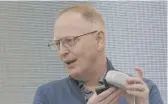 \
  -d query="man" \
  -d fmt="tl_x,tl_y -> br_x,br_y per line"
33,3 -> 163,104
